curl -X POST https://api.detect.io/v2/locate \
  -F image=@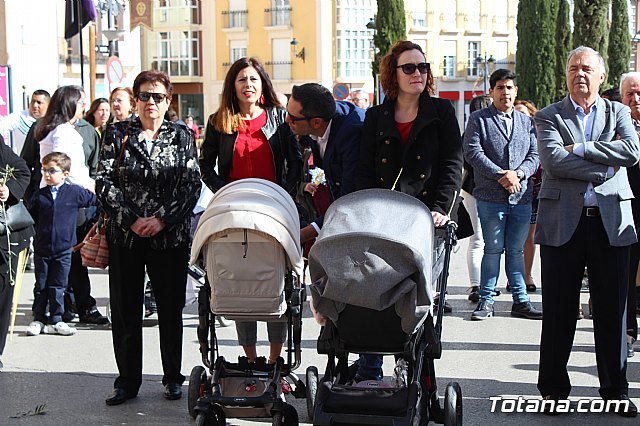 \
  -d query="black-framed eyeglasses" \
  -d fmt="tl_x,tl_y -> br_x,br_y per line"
41,168 -> 64,175
396,62 -> 430,75
287,112 -> 313,123
137,92 -> 168,103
